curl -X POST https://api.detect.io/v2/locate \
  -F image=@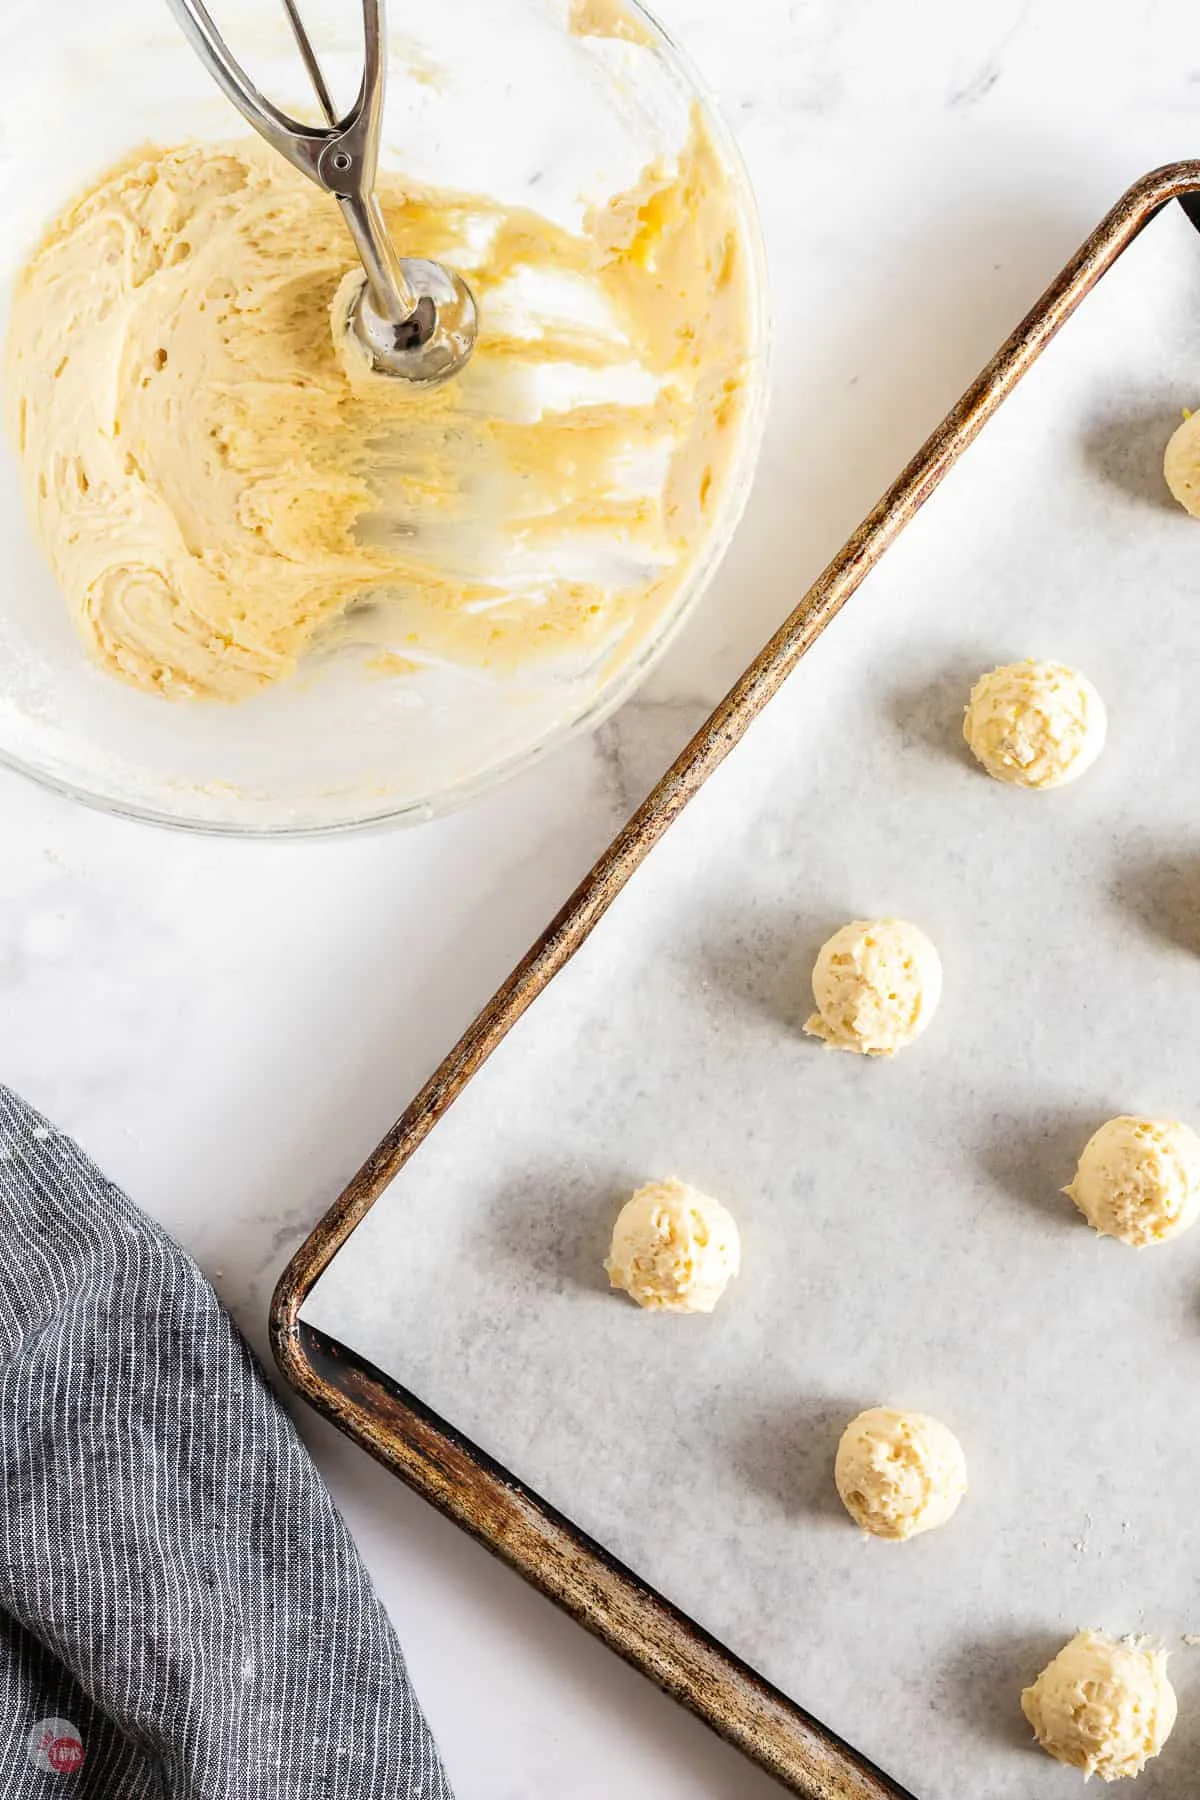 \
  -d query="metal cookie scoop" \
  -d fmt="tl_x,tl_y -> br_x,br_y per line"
166,0 -> 478,384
